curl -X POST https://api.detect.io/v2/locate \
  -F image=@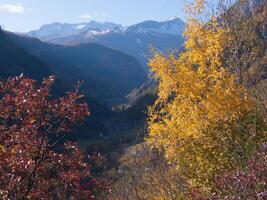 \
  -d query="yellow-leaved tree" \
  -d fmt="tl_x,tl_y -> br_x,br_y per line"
147,0 -> 266,195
